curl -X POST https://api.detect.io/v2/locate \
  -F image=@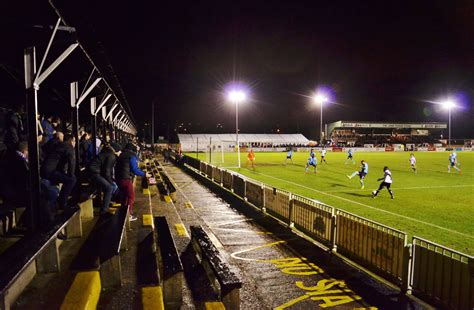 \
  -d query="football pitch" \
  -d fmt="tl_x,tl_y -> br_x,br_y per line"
190,151 -> 474,255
